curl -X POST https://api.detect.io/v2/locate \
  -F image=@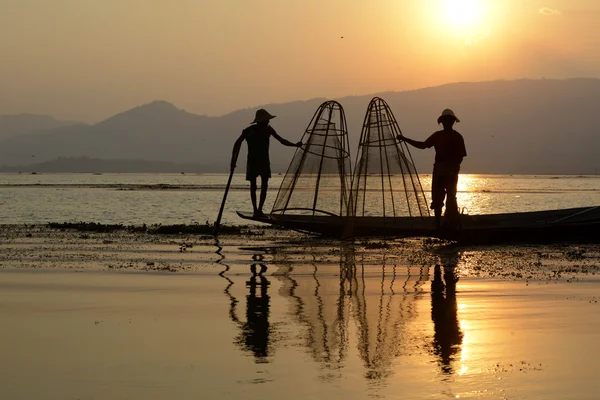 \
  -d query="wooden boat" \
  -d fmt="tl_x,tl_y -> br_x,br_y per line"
238,206 -> 600,244
236,99 -> 600,244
